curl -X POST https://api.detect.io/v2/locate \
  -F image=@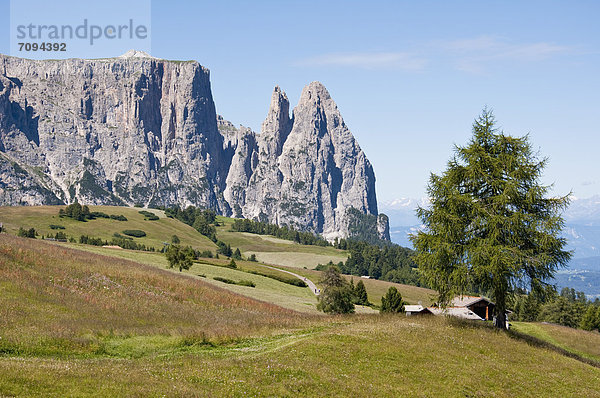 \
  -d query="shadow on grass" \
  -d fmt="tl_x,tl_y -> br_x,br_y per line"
507,328 -> 600,369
